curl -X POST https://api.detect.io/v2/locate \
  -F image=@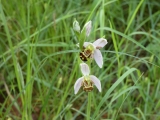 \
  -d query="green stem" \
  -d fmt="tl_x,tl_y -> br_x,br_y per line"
87,92 -> 91,120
